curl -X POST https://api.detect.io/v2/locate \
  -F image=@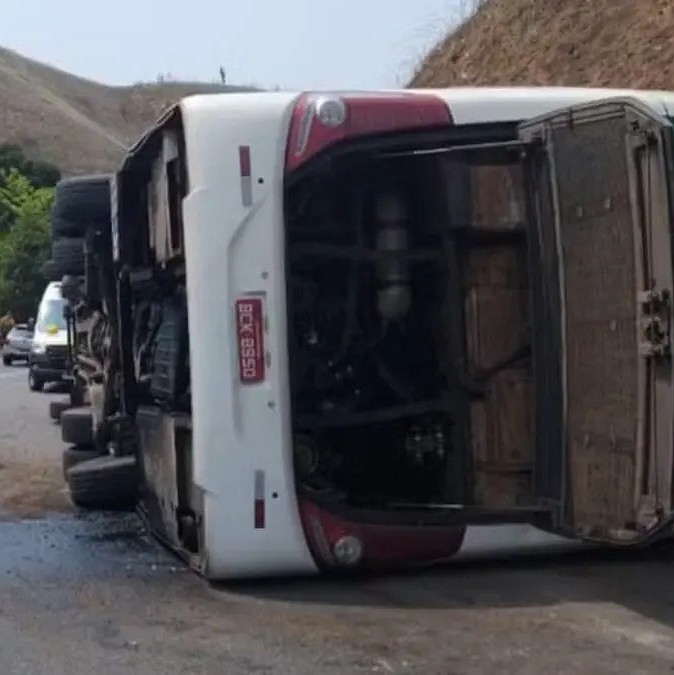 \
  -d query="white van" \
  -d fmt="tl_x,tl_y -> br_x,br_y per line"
28,281 -> 68,391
